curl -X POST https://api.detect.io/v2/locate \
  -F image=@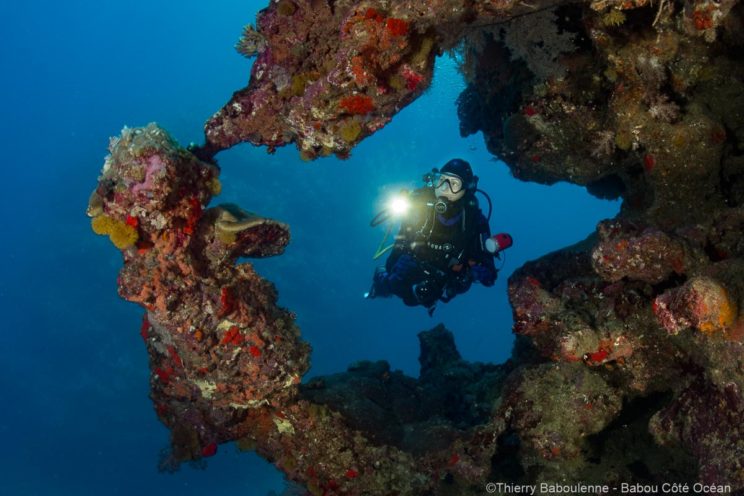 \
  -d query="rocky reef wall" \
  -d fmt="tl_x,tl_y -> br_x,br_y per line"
459,0 -> 744,489
458,2 -> 744,491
